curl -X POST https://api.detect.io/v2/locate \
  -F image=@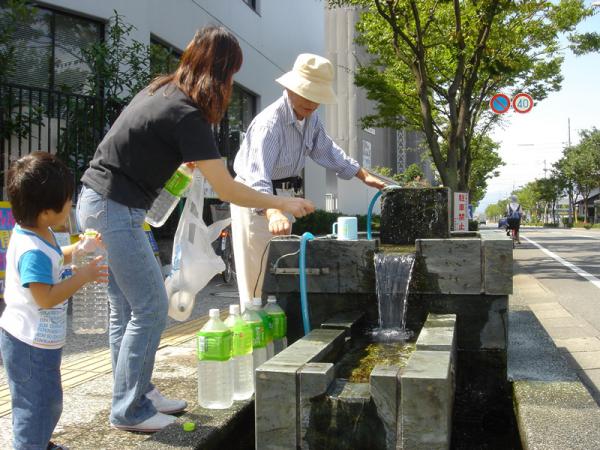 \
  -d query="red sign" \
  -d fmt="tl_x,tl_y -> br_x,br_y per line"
513,93 -> 534,114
